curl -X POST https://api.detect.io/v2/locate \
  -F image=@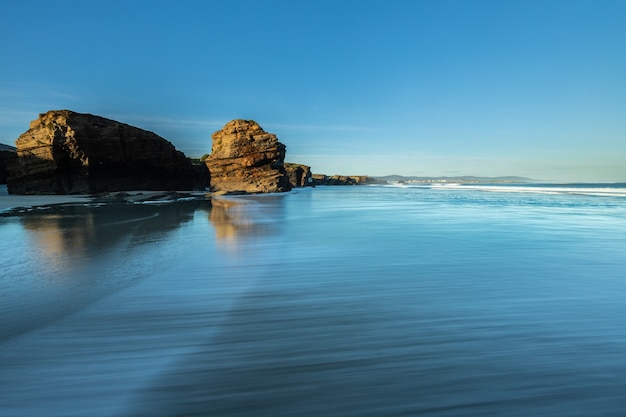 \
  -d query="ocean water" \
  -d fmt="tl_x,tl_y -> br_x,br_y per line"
1,184 -> 626,416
